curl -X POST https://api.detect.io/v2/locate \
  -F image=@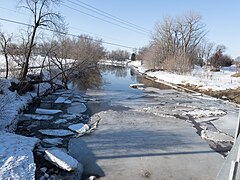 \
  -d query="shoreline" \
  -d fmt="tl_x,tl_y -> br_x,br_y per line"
130,63 -> 240,106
